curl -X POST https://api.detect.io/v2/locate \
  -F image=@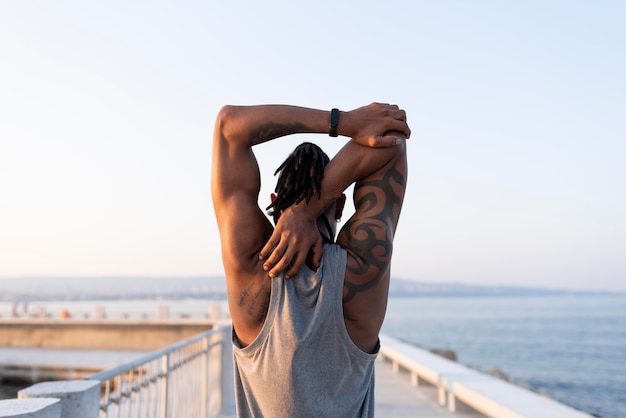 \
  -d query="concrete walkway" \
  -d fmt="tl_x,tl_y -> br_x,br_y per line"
219,358 -> 485,418
112,348 -> 486,418
375,358 -> 486,418
2,348 -> 486,417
